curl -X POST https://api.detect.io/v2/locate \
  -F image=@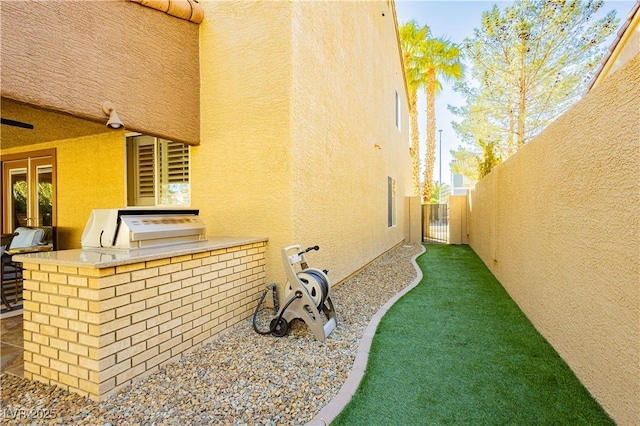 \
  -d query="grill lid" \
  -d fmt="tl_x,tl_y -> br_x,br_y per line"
81,209 -> 206,250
